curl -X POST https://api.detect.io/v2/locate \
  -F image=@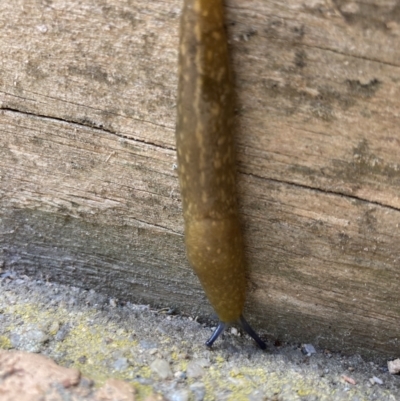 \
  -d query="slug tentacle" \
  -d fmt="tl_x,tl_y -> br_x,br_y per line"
205,321 -> 226,347
239,315 -> 267,350
176,0 -> 266,349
